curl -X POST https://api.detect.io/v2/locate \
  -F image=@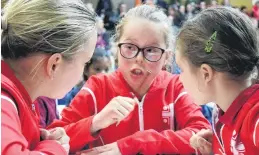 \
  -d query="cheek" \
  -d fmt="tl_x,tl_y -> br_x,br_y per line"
50,63 -> 83,98
180,73 -> 191,91
180,73 -> 198,97
75,64 -> 85,81
64,63 -> 84,85
118,56 -> 131,69
187,77 -> 208,105
179,69 -> 209,105
148,56 -> 165,71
